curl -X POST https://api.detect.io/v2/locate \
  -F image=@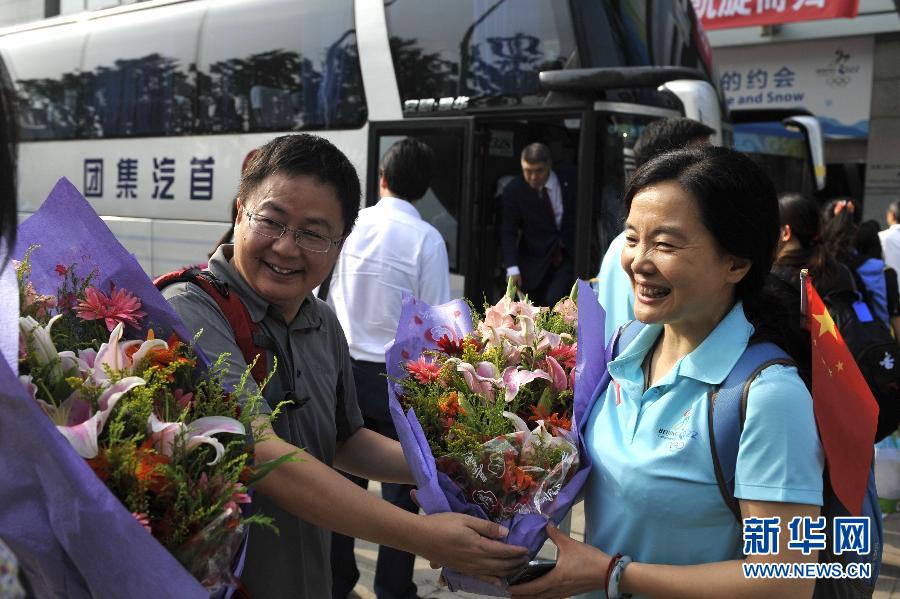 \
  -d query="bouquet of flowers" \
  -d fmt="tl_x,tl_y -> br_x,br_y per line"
386,280 -> 608,596
2,178 -> 286,598
393,283 -> 579,521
